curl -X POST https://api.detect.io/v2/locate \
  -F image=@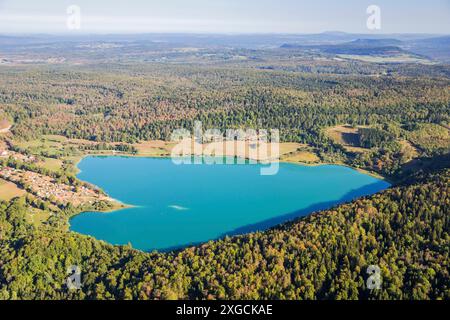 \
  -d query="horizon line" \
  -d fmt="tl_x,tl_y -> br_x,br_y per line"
1,31 -> 449,37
